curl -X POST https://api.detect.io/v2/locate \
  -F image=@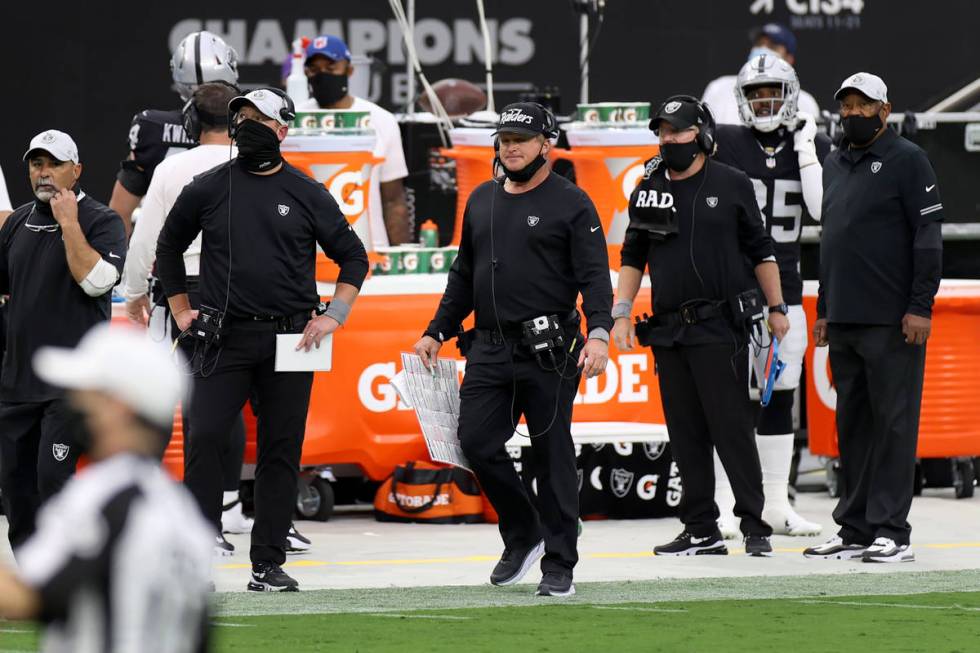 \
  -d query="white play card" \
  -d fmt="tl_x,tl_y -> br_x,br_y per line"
275,334 -> 333,372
